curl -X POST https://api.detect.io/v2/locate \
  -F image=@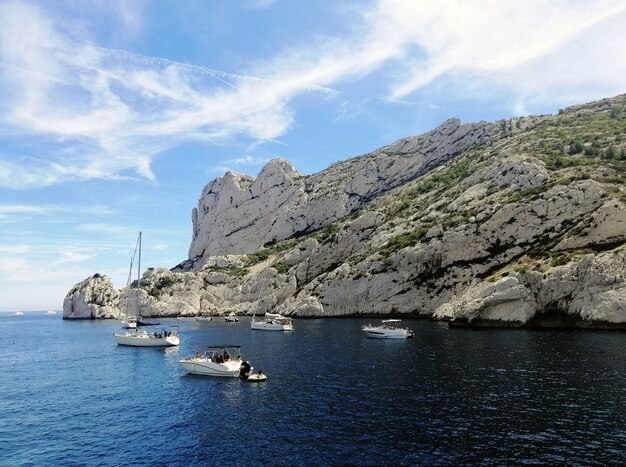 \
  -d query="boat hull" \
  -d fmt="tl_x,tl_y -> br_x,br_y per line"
250,321 -> 293,331
363,330 -> 412,338
244,373 -> 267,382
113,331 -> 179,347
179,359 -> 242,377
